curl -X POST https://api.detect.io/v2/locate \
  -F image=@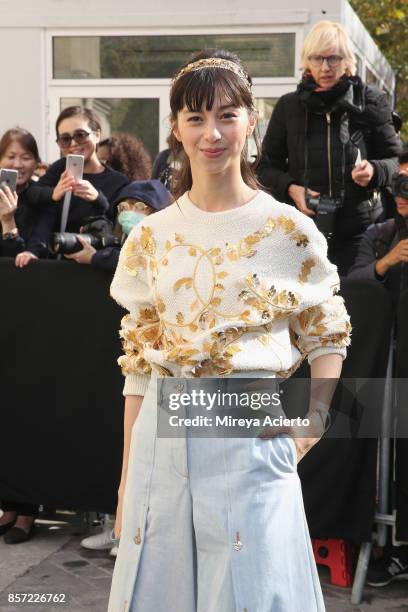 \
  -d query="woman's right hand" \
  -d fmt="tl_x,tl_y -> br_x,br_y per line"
376,238 -> 408,277
52,170 -> 76,202
288,184 -> 319,217
15,251 -> 38,268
